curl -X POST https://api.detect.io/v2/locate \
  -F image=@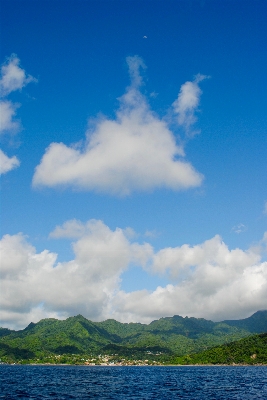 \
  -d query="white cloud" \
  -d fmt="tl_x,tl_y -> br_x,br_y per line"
33,57 -> 204,195
49,219 -> 87,239
231,223 -> 247,234
152,235 -> 260,278
126,55 -> 146,87
112,261 -> 267,323
0,54 -> 36,96
0,100 -> 20,135
172,73 -> 208,136
112,235 -> 266,323
1,220 -> 266,329
0,54 -> 36,174
0,149 -> 20,175
0,54 -> 36,137
0,220 -> 152,329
